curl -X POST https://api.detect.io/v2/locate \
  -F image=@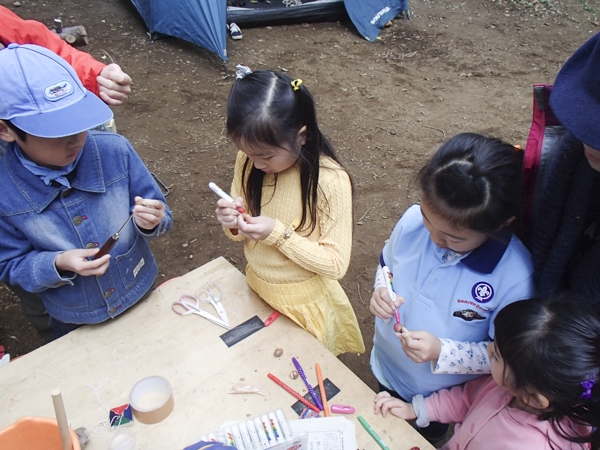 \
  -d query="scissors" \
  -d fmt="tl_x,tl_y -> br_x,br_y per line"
196,282 -> 229,326
171,282 -> 230,330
